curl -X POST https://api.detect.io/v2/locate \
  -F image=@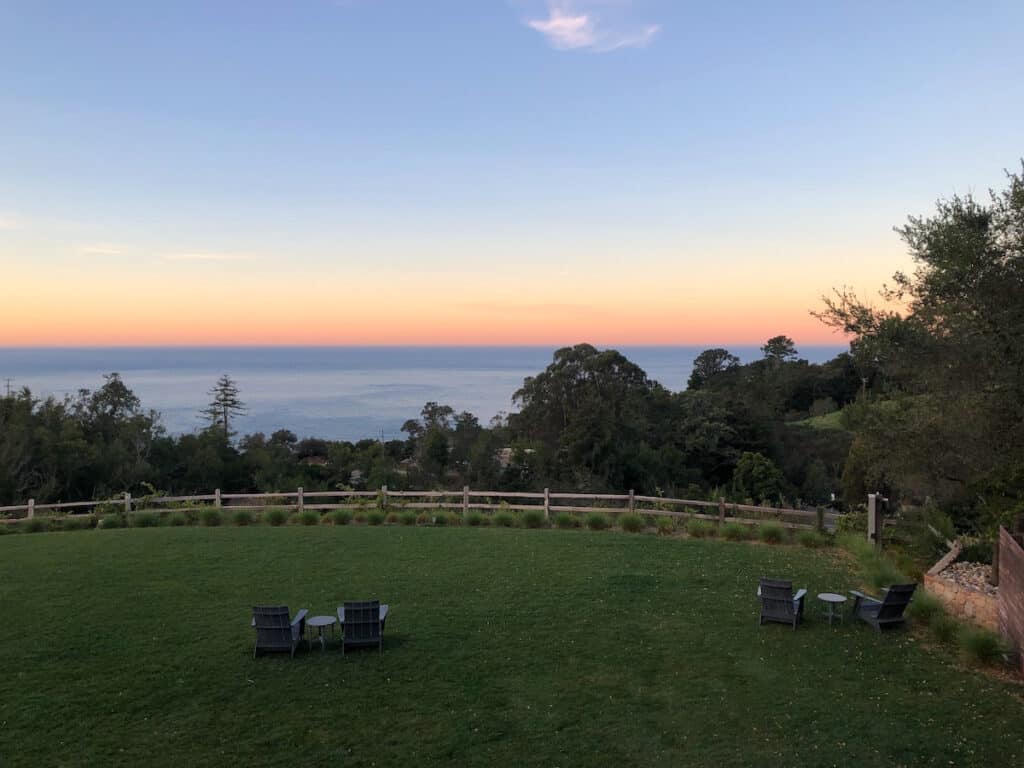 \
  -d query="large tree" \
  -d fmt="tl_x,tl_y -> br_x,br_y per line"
687,348 -> 740,390
202,375 -> 247,441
